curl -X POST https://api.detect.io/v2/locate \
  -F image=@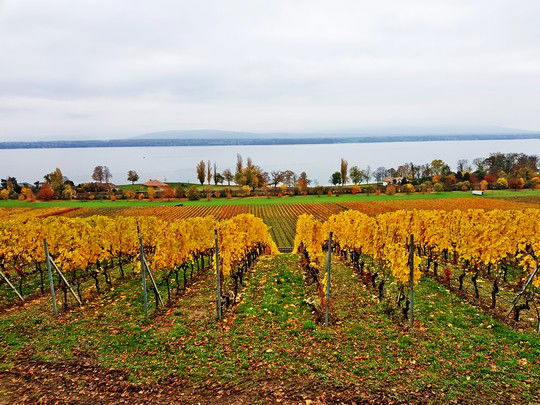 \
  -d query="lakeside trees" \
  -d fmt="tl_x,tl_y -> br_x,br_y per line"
92,166 -> 112,184
1,151 -> 539,202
